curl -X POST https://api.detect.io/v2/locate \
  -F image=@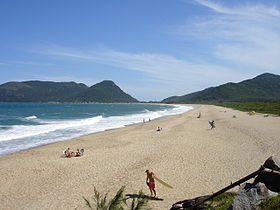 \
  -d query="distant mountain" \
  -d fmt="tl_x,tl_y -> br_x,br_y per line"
0,81 -> 88,102
0,80 -> 138,103
162,73 -> 280,103
73,80 -> 138,103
